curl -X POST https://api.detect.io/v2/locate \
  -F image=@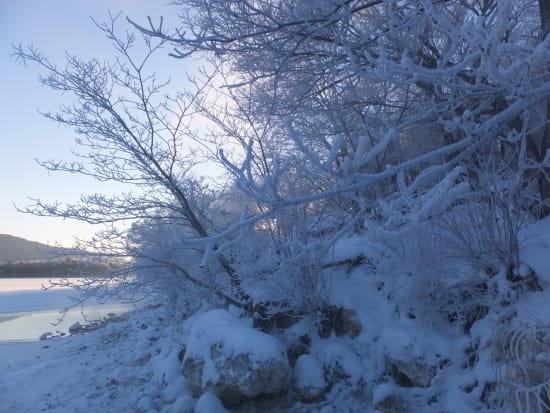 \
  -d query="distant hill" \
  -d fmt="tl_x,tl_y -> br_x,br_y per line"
0,234 -> 71,263
0,234 -> 117,277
